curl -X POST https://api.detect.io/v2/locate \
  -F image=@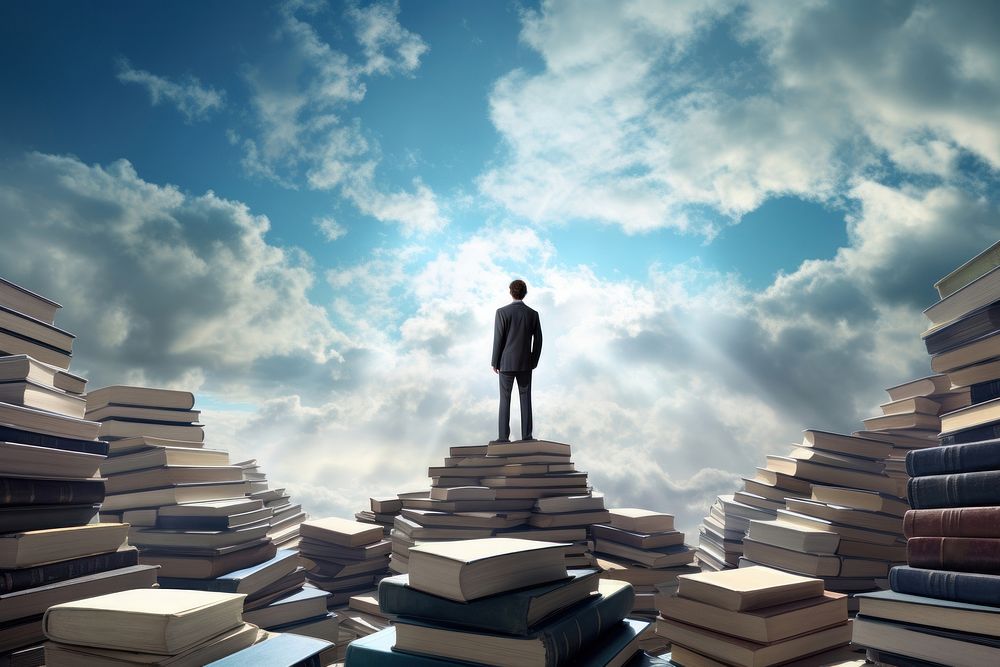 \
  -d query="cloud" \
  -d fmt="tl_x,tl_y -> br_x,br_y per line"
481,0 -> 1000,233
314,216 -> 347,241
116,58 -> 225,122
